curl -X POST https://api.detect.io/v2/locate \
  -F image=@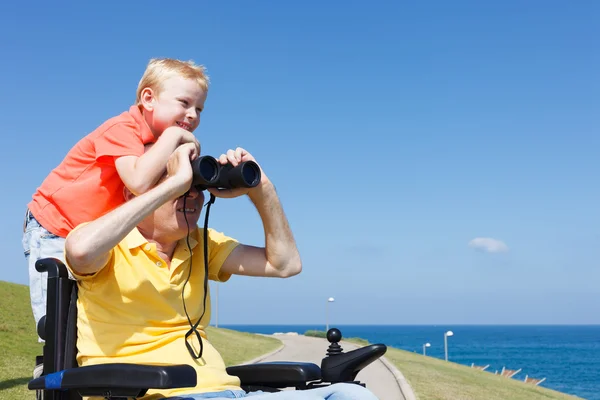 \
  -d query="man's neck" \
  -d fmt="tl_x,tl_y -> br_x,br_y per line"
138,228 -> 185,267
153,240 -> 178,264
